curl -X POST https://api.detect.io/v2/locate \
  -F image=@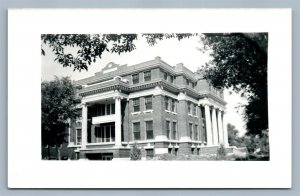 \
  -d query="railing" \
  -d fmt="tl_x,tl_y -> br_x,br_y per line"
92,114 -> 116,124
